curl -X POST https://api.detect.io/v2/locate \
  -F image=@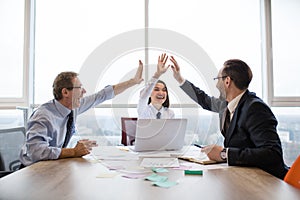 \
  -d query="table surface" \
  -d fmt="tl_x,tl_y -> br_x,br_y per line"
1,147 -> 300,200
